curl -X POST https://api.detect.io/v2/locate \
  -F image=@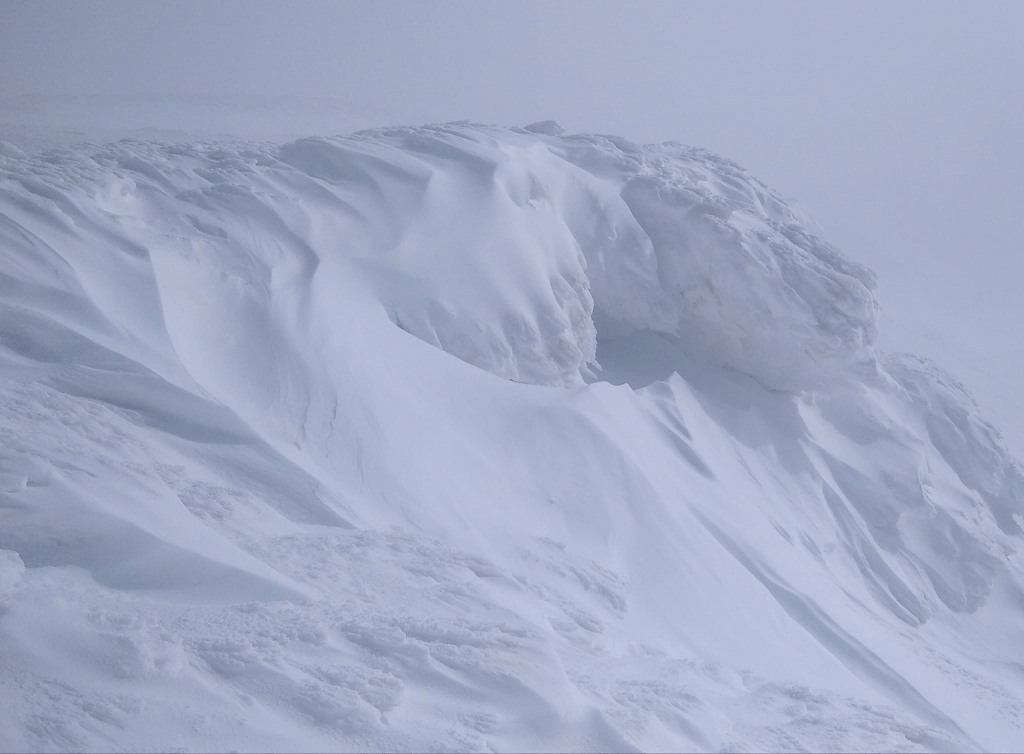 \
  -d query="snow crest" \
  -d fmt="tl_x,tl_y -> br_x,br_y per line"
0,123 -> 878,390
